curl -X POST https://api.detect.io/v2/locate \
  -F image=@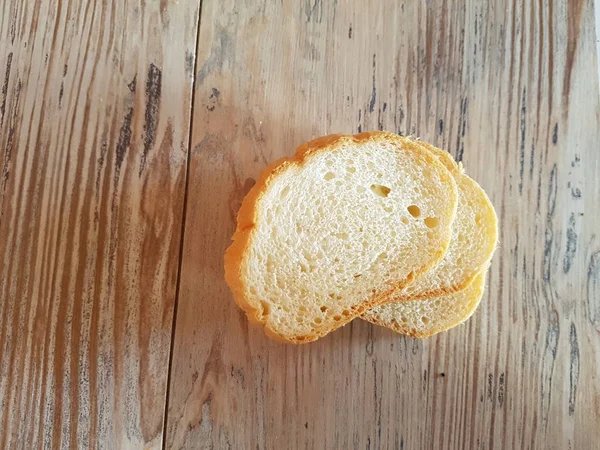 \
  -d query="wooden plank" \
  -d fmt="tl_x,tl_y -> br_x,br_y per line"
166,0 -> 600,448
595,0 -> 600,88
0,0 -> 200,448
